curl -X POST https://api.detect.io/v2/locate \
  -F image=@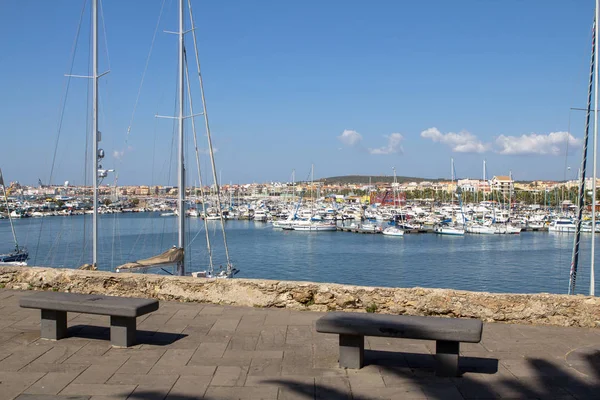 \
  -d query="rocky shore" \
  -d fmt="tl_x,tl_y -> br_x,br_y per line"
1,266 -> 598,328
